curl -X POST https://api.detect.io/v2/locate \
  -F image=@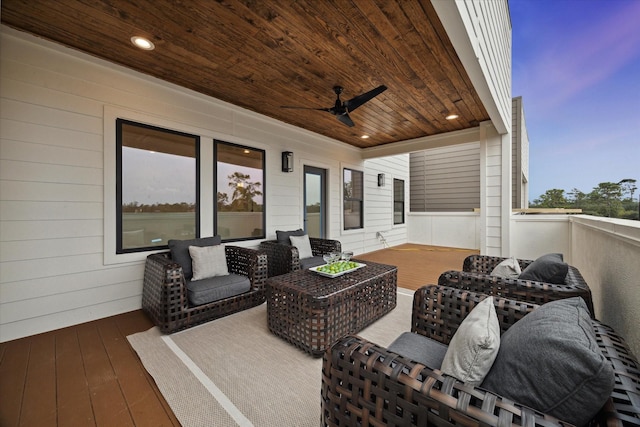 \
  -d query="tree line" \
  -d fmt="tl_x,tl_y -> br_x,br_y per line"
531,179 -> 638,220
